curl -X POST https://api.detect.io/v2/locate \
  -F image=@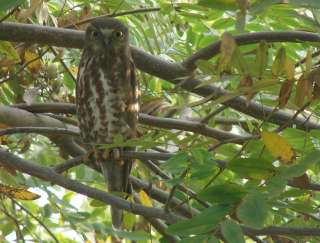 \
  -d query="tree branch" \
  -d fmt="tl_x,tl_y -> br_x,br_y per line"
1,23 -> 319,130
242,226 -> 320,236
12,103 -> 247,142
182,31 -> 320,69
0,126 -> 79,137
0,148 -> 181,224
0,105 -> 84,157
